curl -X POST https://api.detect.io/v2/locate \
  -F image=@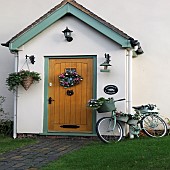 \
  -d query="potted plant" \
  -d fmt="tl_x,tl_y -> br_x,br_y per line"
88,97 -> 116,113
6,70 -> 41,91
127,113 -> 140,125
115,111 -> 129,122
87,98 -> 105,110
